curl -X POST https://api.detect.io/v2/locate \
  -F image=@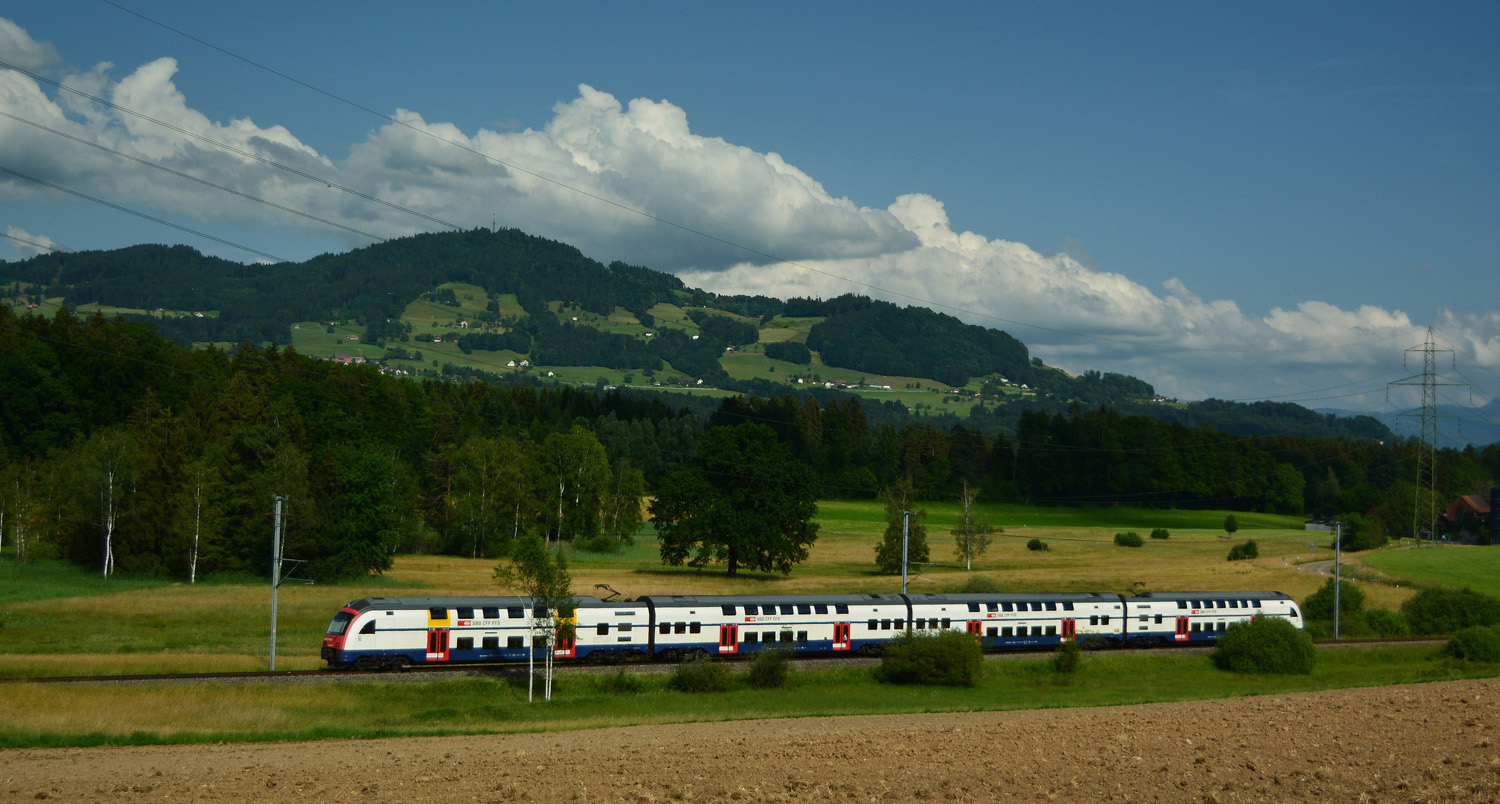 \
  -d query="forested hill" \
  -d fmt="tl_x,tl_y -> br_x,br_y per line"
0,228 -> 1392,443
